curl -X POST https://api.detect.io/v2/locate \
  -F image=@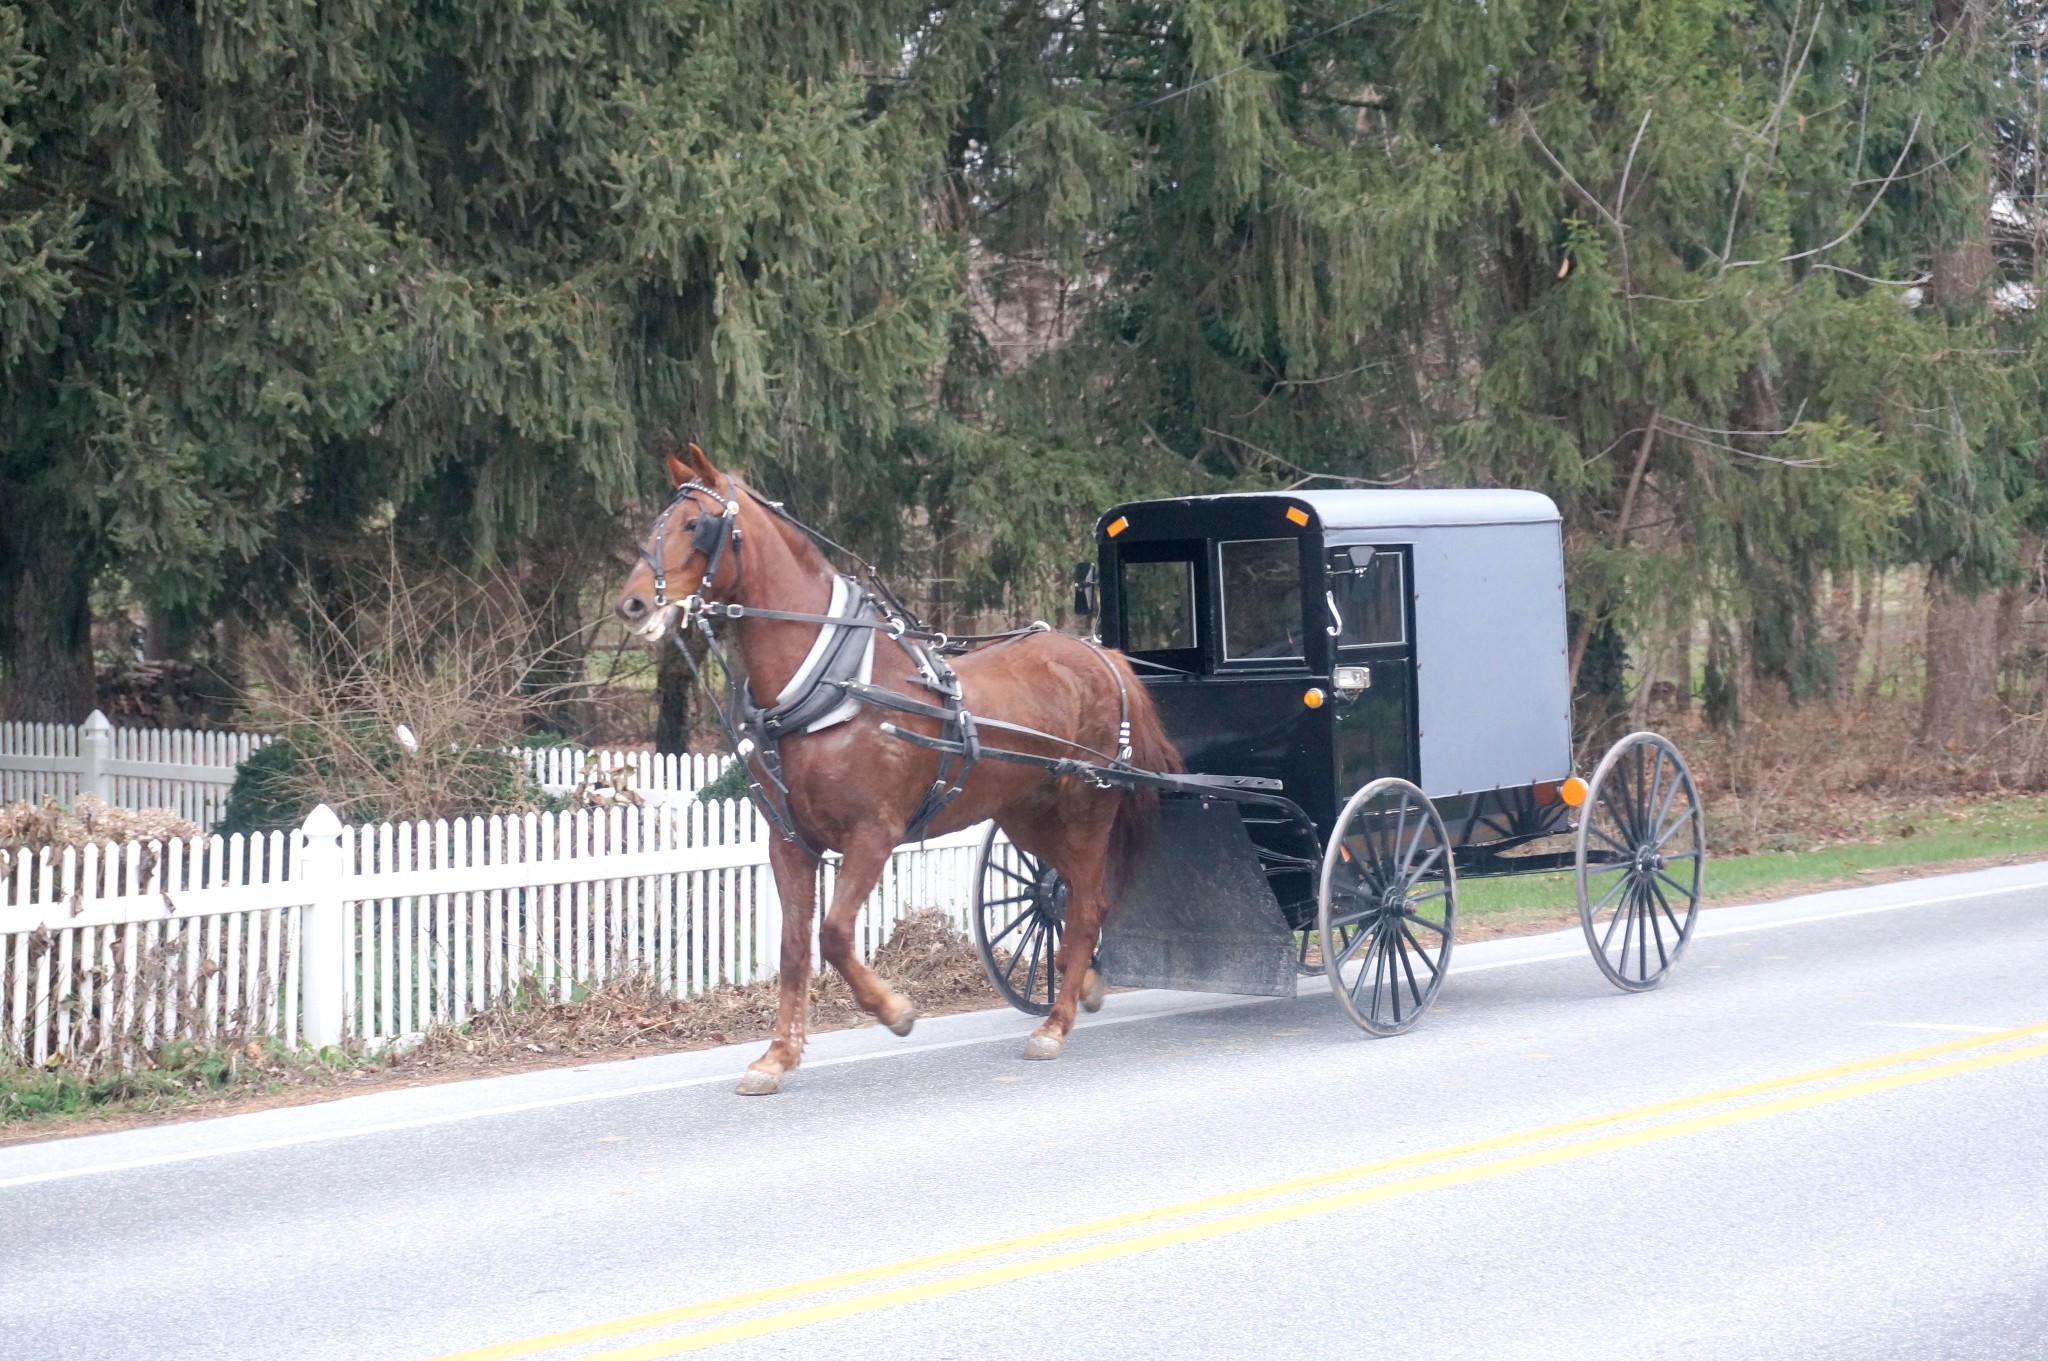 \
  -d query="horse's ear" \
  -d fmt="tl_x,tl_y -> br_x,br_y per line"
683,441 -> 719,482
662,446 -> 690,488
